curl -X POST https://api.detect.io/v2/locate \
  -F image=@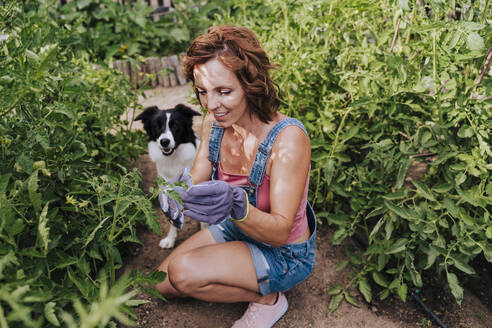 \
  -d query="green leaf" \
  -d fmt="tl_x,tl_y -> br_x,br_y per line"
452,258 -> 476,275
332,227 -> 347,245
384,200 -> 421,220
114,200 -> 131,218
125,299 -> 149,307
411,180 -> 436,202
324,158 -> 336,185
0,251 -> 19,280
327,293 -> 343,315
433,183 -> 453,193
334,260 -> 349,272
358,279 -> 372,303
325,214 -> 350,226
67,269 -> 91,298
16,153 -> 33,174
343,290 -> 360,307
457,125 -> 474,138
44,302 -> 60,327
28,170 -> 42,215
447,272 -> 463,305
424,246 -> 439,269
455,172 -> 466,186
369,217 -> 385,241
466,32 -> 484,51
327,284 -> 343,295
385,238 -> 408,255
382,188 -> 407,200
385,219 -> 394,240
372,271 -> 389,287
447,31 -> 461,49
0,174 -> 10,192
397,283 -> 408,302
26,49 -> 40,63
341,124 -> 360,143
398,0 -> 410,11
7,219 -> 25,238
486,226 -> 492,239
38,203 -> 50,256
84,216 -> 111,248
